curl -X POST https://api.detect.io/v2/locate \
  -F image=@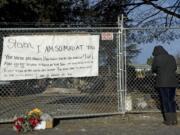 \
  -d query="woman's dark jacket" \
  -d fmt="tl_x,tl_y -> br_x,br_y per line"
152,46 -> 178,87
